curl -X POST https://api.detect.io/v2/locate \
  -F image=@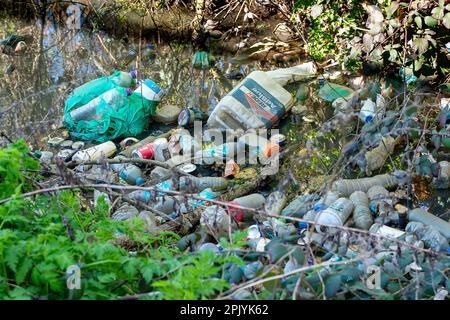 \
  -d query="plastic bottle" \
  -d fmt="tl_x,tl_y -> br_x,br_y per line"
72,141 -> 117,163
65,70 -> 136,111
178,134 -> 202,158
69,86 -> 133,123
349,191 -> 373,230
331,173 -> 400,197
281,193 -> 321,218
408,208 -> 450,239
228,193 -> 266,222
119,165 -> 145,185
200,205 -> 232,237
179,176 -> 228,192
195,142 -> 240,165
315,198 -> 354,233
207,71 -> 295,130
153,138 -> 171,162
406,221 -> 449,251
264,190 -> 287,215
359,98 -> 376,123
